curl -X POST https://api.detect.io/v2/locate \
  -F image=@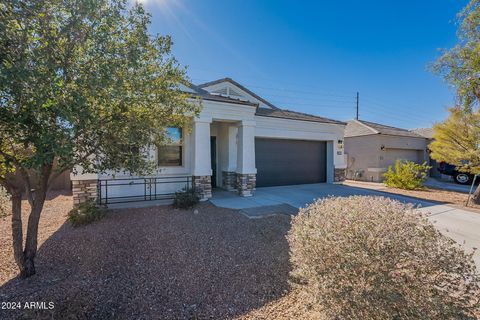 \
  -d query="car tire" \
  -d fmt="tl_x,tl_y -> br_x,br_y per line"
454,172 -> 471,185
